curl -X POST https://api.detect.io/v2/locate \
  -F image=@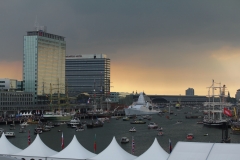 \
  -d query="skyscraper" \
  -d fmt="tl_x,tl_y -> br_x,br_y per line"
23,26 -> 66,104
65,54 -> 110,102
